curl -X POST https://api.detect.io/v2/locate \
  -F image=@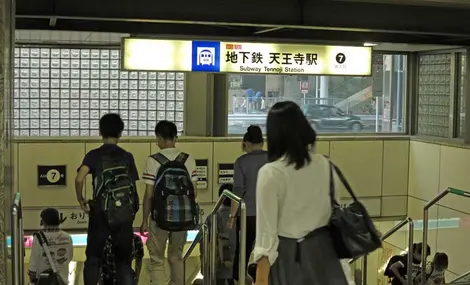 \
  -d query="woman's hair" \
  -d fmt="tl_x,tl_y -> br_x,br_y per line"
243,125 -> 263,144
266,101 -> 317,169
